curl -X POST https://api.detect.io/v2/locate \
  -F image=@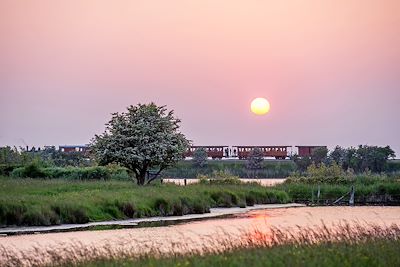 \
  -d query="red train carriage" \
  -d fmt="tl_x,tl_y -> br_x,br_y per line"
296,146 -> 327,157
59,145 -> 90,154
236,146 -> 290,160
185,146 -> 228,159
